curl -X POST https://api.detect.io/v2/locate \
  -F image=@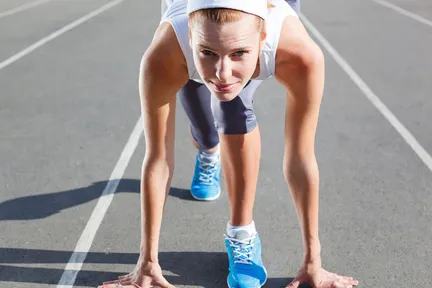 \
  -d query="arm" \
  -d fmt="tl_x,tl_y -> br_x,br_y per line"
275,16 -> 358,288
99,22 -> 189,288
275,16 -> 325,262
274,16 -> 358,288
139,22 -> 188,263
